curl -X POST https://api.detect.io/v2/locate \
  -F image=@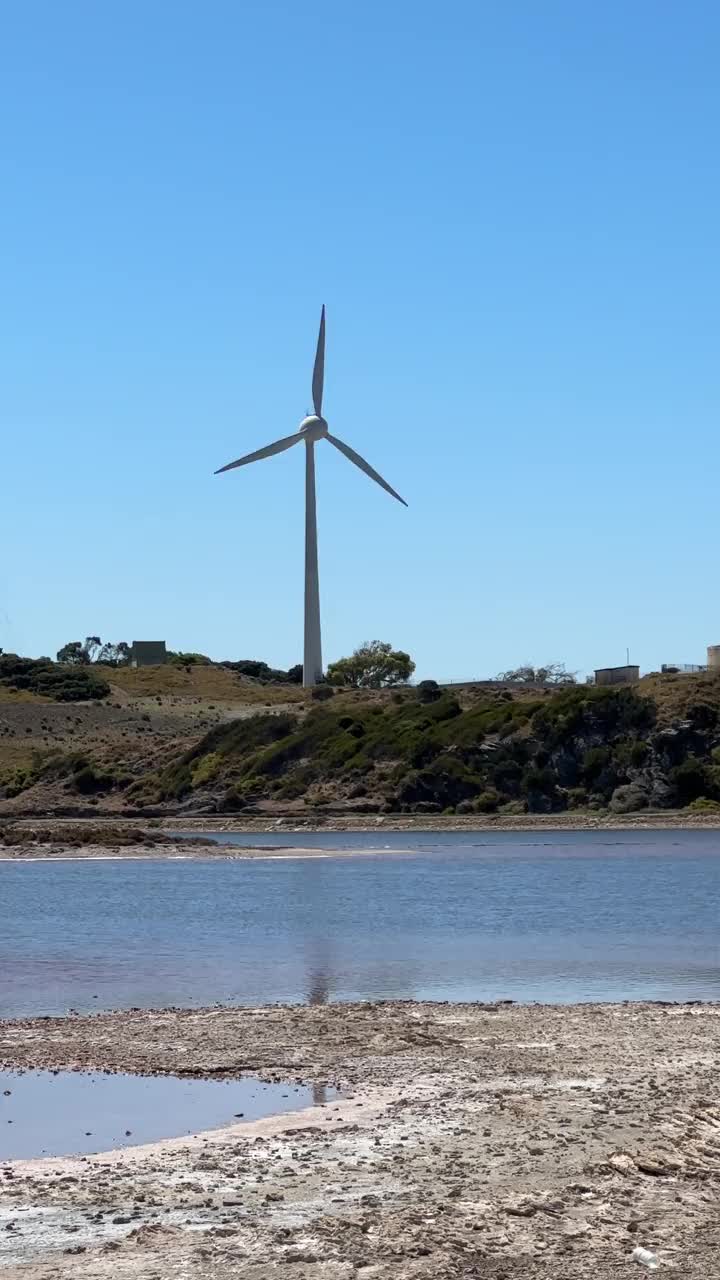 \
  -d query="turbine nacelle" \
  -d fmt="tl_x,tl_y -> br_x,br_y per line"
299,415 -> 328,442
